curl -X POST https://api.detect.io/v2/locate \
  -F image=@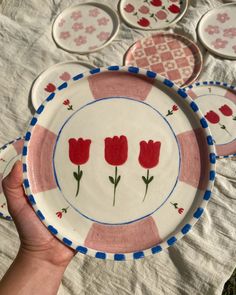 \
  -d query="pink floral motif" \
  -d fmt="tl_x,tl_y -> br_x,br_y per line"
232,45 -> 236,53
85,25 -> 96,34
182,68 -> 192,77
216,13 -> 230,23
58,18 -> 65,27
74,35 -> 87,47
212,38 -> 228,49
134,50 -> 144,58
89,8 -> 100,17
149,55 -> 160,63
60,31 -> 70,40
223,28 -> 236,39
72,22 -> 83,31
173,49 -> 183,57
97,17 -> 110,26
204,25 -> 220,35
157,44 -> 168,51
71,11 -> 82,21
143,38 -> 153,47
97,31 -> 110,42
139,5 -> 150,14
165,61 -> 175,70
